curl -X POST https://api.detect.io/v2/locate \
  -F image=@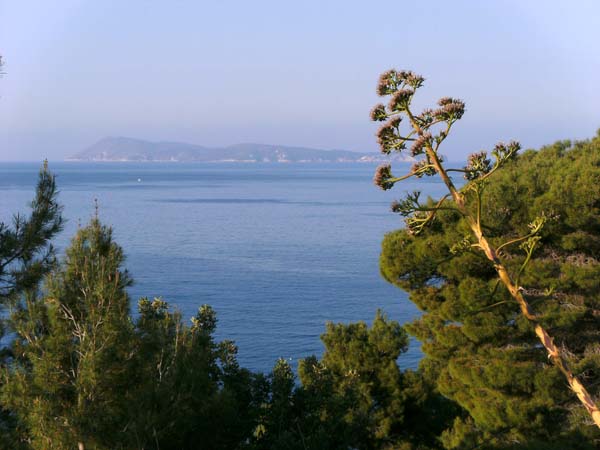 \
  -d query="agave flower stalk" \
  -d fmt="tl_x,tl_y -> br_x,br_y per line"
371,69 -> 600,428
